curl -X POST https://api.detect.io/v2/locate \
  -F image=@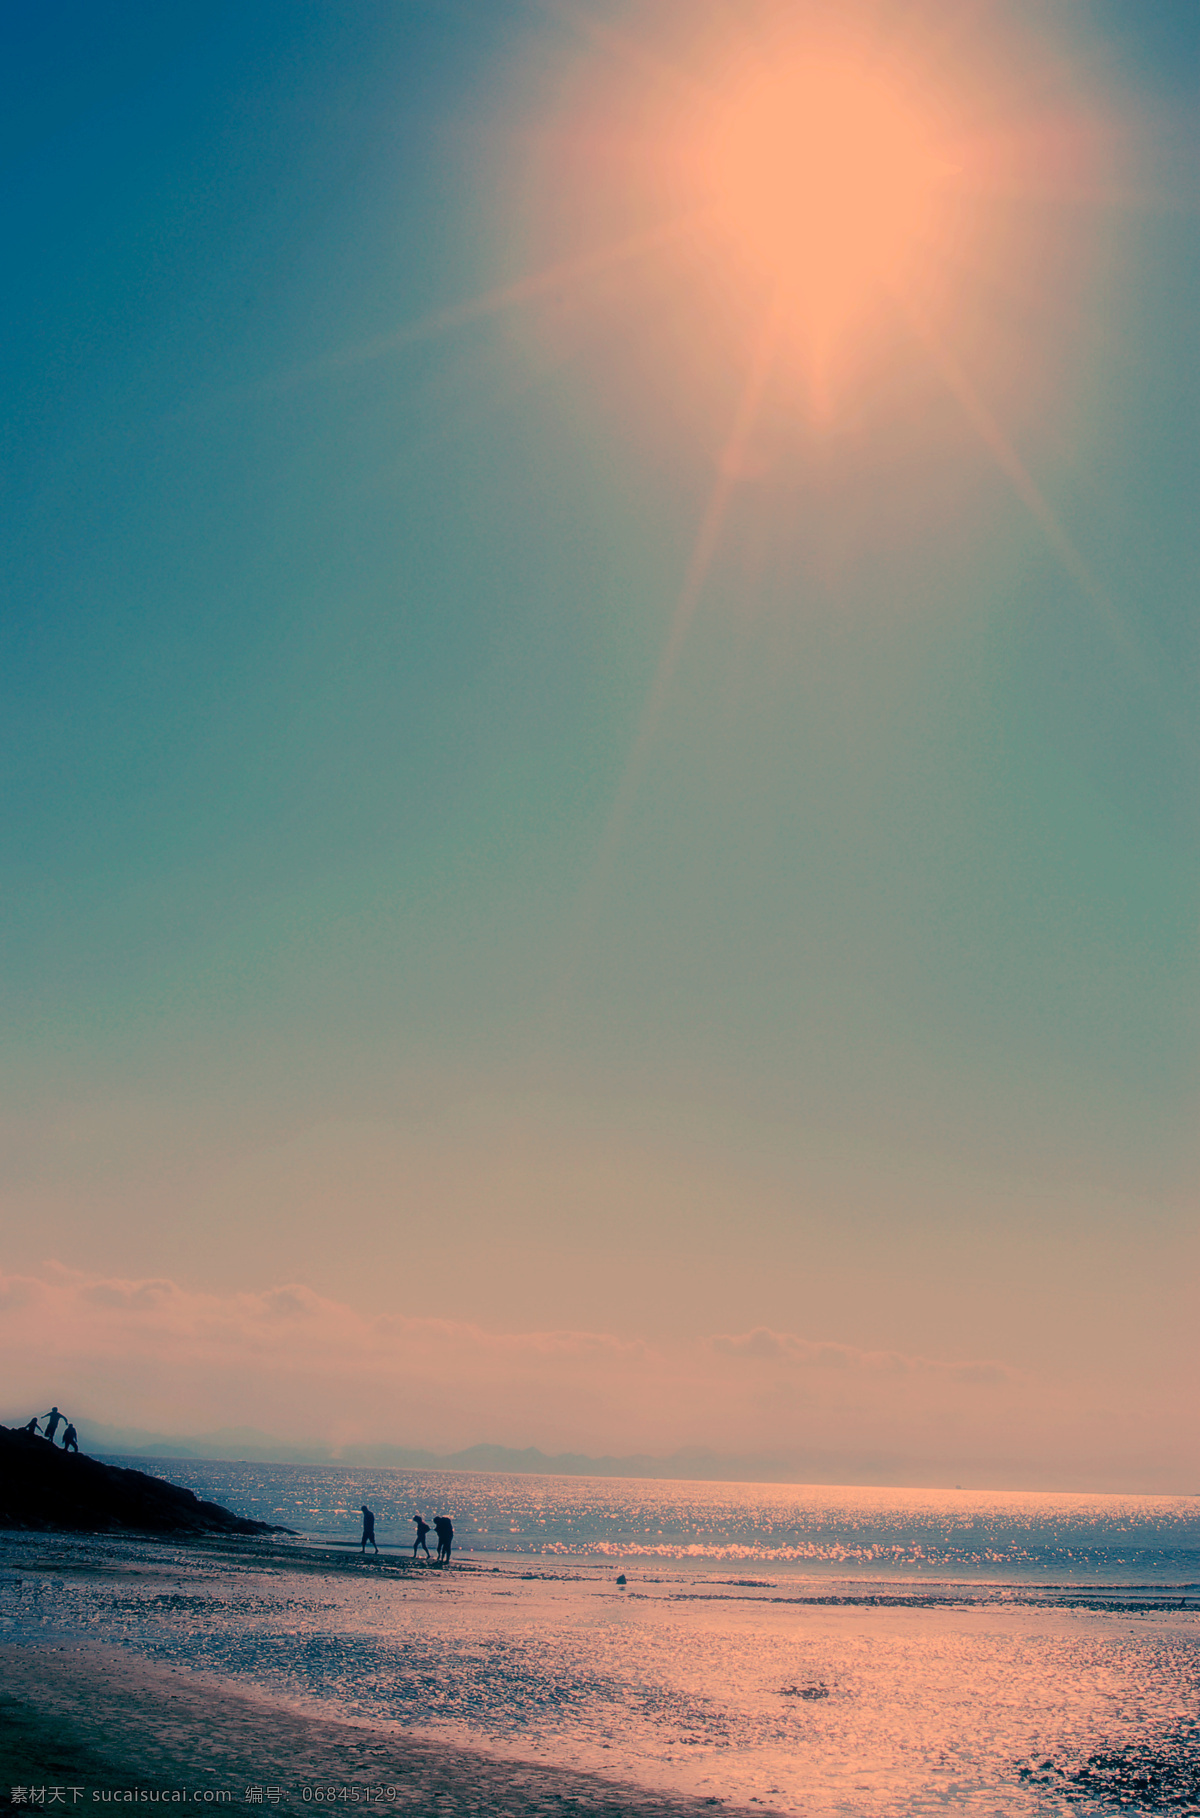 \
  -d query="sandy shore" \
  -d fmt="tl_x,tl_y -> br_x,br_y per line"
4,1526 -> 1197,1816
0,1641 -> 755,1818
